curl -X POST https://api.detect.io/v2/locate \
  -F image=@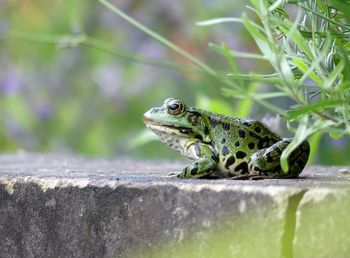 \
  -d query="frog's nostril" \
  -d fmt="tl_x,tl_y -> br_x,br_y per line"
150,107 -> 165,114
143,108 -> 158,121
143,110 -> 151,119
